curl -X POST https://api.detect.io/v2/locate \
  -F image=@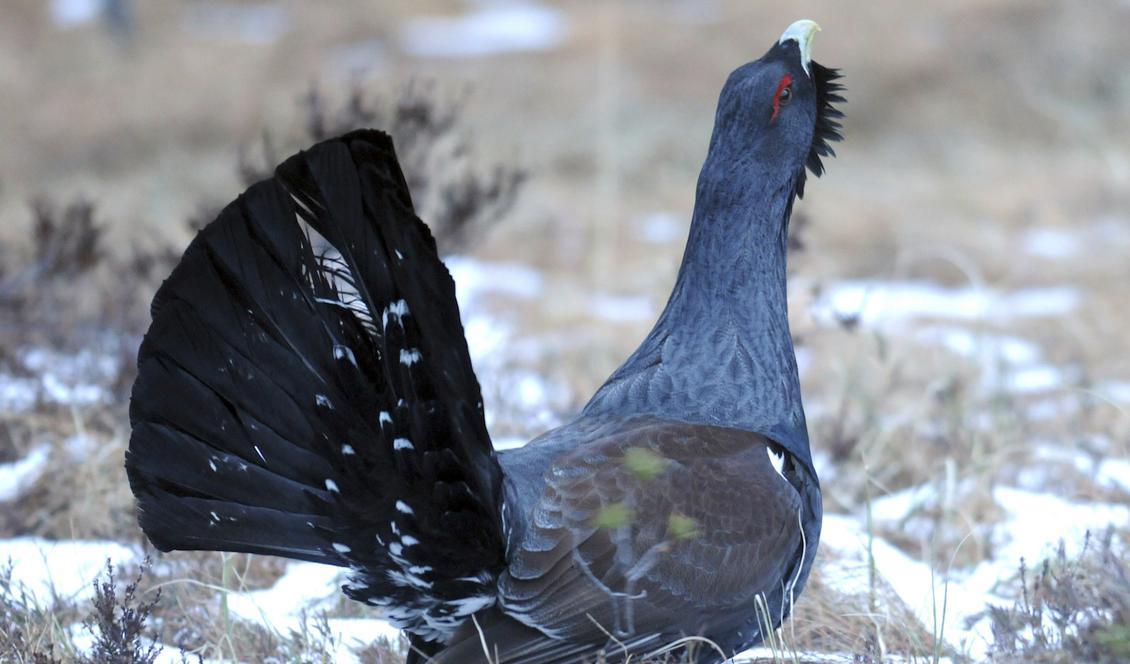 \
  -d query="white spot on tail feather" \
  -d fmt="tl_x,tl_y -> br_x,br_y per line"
332,542 -> 352,553
342,444 -> 356,455
401,535 -> 420,546
399,348 -> 421,366
393,438 -> 414,451
449,595 -> 495,615
387,569 -> 432,590
382,299 -> 409,328
457,570 -> 495,584
333,344 -> 358,366
325,479 -> 340,493
395,500 -> 414,515
315,393 -> 333,409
